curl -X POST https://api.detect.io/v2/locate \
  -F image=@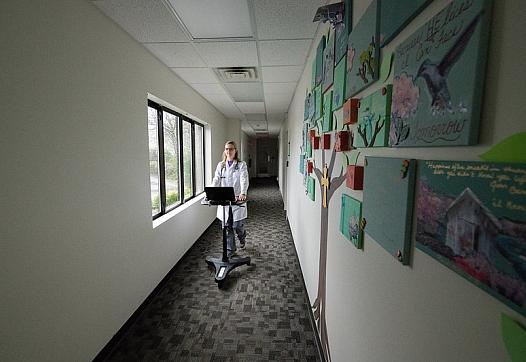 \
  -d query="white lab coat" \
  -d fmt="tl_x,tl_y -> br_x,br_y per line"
212,160 -> 249,222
